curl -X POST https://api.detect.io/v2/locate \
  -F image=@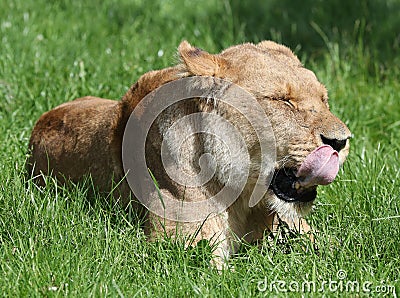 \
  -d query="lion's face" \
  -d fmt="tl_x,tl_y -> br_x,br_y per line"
178,41 -> 351,218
